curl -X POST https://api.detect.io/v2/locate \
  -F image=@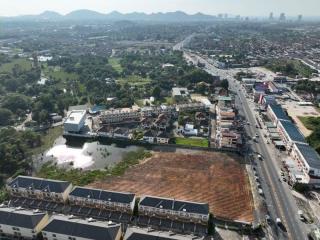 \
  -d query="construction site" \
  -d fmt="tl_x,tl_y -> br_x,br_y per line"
89,151 -> 255,223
